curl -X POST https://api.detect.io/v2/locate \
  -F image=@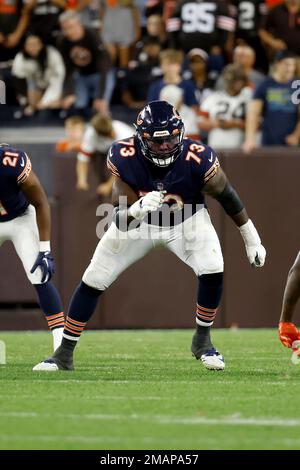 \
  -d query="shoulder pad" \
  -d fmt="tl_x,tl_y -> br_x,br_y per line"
107,137 -> 138,178
0,148 -> 32,183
